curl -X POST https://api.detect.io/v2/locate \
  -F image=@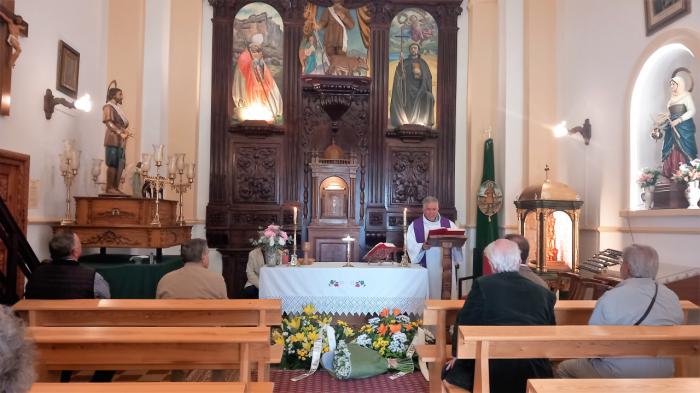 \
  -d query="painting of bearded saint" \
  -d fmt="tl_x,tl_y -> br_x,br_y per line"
388,8 -> 438,128
232,2 -> 284,124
